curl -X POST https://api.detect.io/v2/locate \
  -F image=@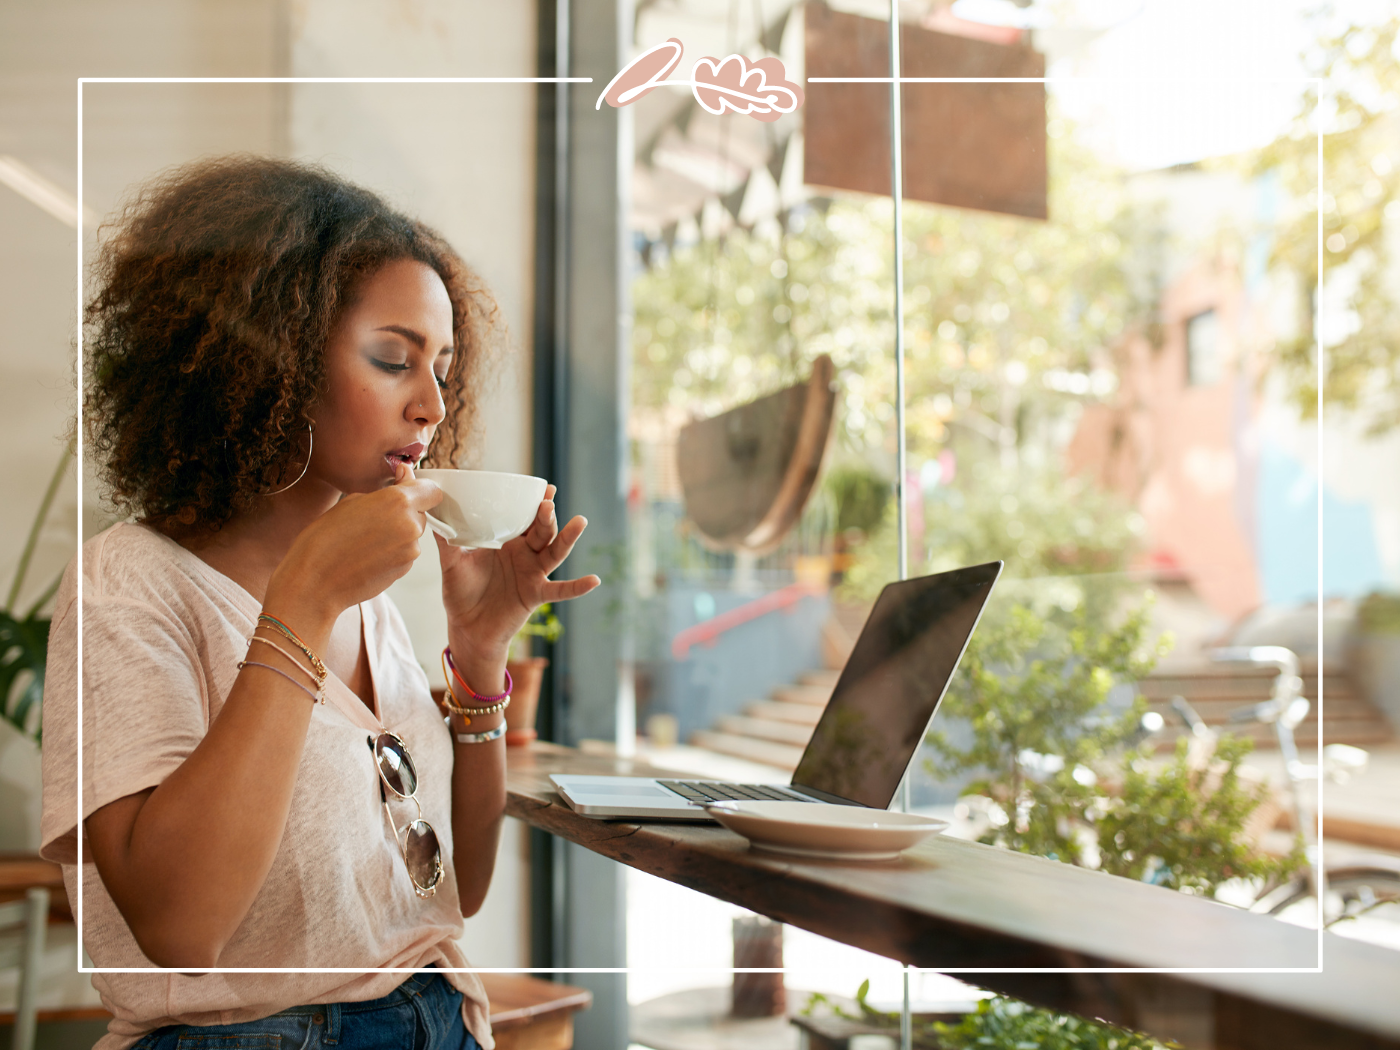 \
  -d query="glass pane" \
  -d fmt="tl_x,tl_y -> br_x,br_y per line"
623,0 -> 912,1037
891,21 -> 1397,955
